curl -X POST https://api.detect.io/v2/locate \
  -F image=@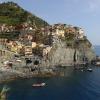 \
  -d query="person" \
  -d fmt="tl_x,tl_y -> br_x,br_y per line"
0,86 -> 10,100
